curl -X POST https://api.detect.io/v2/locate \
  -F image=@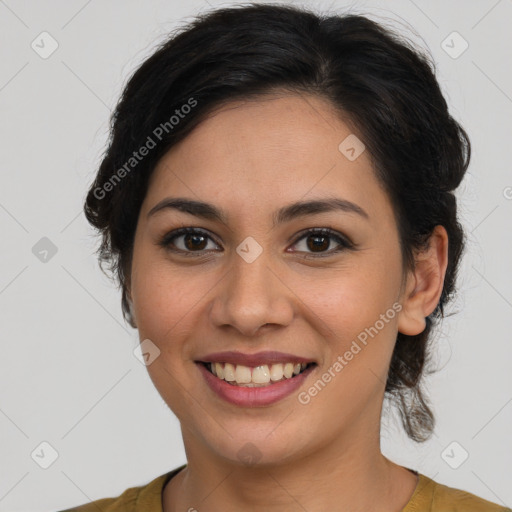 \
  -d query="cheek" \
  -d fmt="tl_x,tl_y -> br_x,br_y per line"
298,273 -> 399,412
297,261 -> 397,335
295,260 -> 401,393
130,256 -> 211,416
132,261 -> 202,338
